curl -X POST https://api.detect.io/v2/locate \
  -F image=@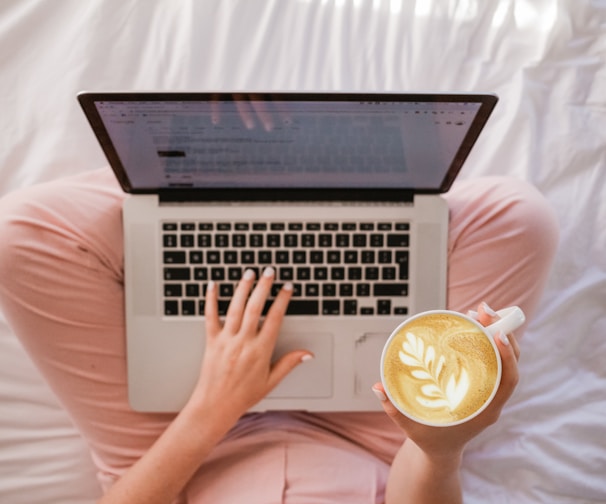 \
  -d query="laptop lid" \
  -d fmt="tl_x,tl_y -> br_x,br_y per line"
77,92 -> 498,202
